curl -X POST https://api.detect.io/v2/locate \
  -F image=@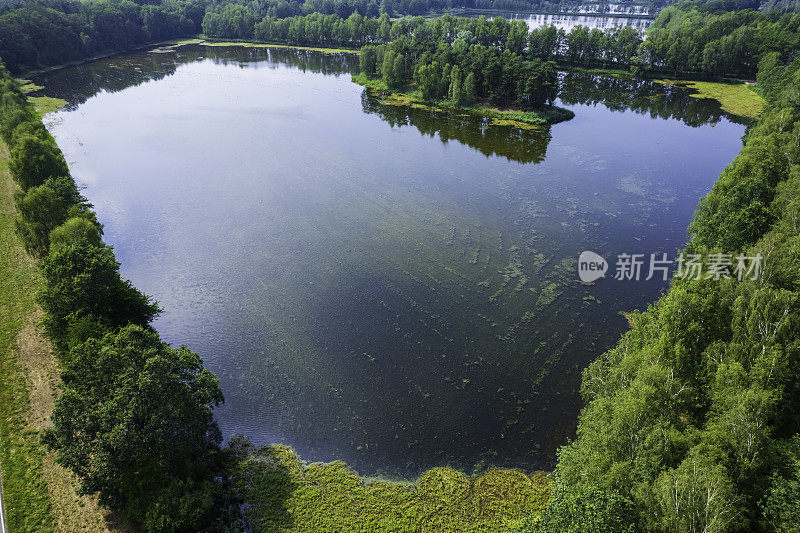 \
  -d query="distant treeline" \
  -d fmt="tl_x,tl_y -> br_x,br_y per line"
0,0 -> 201,72
205,5 -> 799,77
1,0 -> 798,76
0,64 -> 244,531
514,40 -> 800,533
